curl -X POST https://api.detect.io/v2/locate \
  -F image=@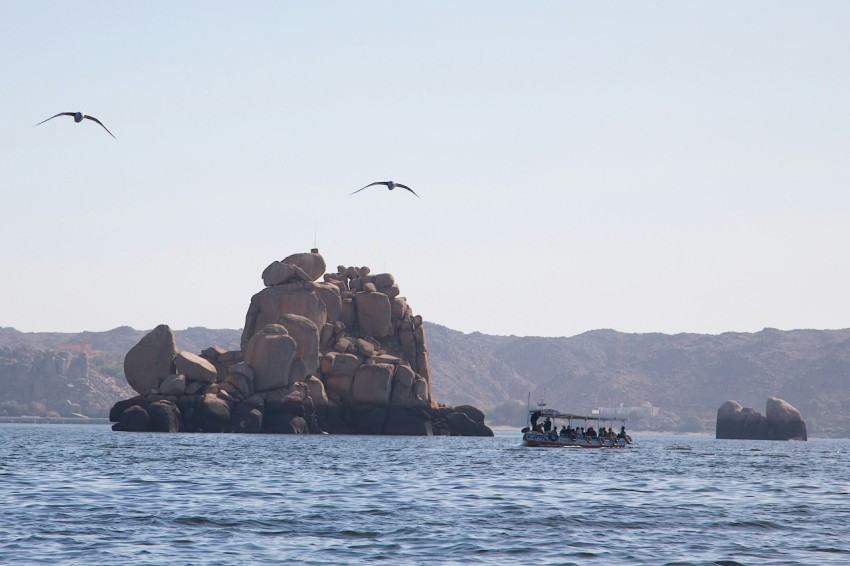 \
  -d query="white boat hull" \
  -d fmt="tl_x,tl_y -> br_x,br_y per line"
522,430 -> 631,448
